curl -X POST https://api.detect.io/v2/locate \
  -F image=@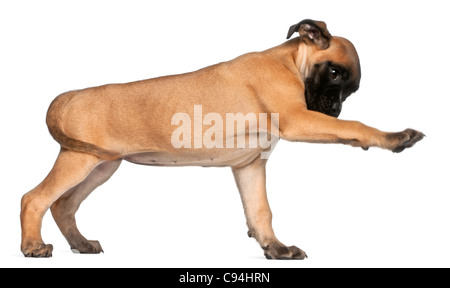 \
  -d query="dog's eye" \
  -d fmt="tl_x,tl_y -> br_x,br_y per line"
329,67 -> 341,81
